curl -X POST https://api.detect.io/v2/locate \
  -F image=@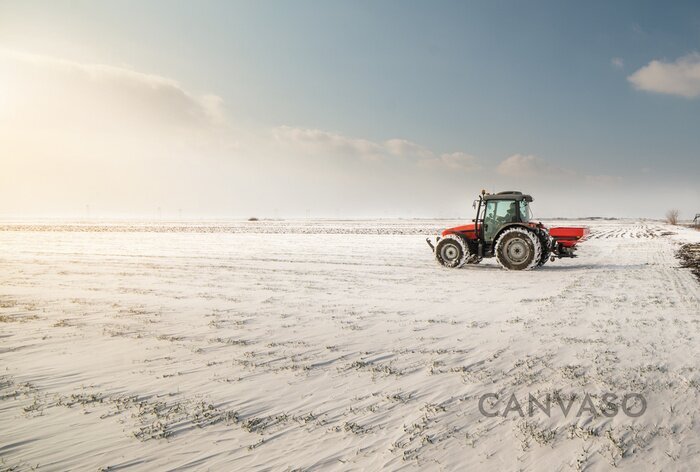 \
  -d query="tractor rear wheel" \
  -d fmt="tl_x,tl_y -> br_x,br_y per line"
435,234 -> 469,268
494,227 -> 542,271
